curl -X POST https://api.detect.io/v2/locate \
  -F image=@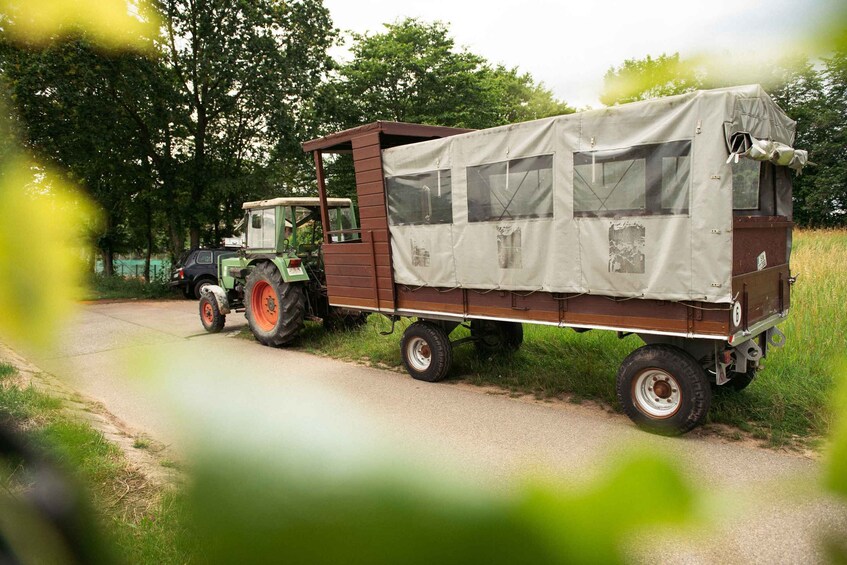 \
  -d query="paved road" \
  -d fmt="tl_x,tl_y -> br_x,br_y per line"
13,300 -> 847,563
